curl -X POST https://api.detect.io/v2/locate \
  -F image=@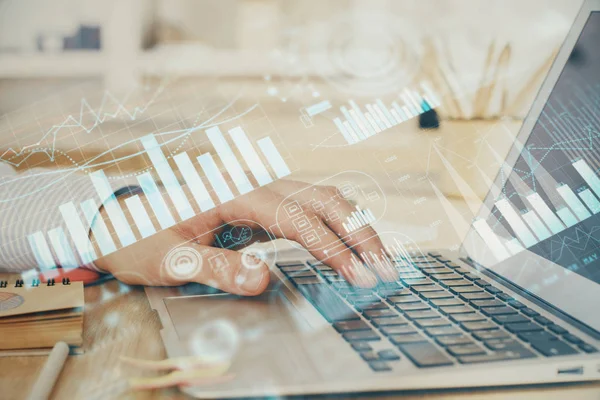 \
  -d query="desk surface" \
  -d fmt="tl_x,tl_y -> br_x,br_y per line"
2,280 -> 599,400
